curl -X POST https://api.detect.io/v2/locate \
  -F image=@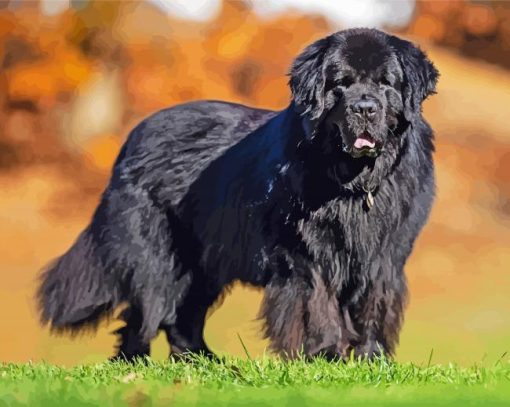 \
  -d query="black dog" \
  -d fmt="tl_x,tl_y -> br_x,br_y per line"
37,28 -> 438,360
